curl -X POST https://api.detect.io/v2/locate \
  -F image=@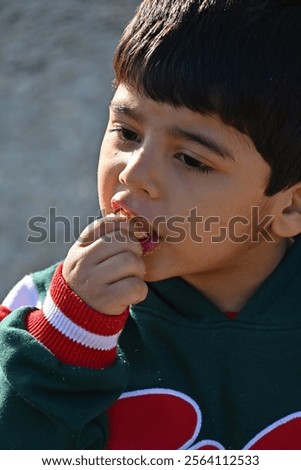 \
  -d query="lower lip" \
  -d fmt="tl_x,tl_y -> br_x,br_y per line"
110,201 -> 160,254
139,234 -> 160,254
